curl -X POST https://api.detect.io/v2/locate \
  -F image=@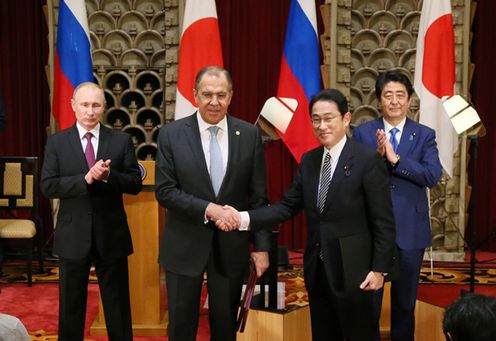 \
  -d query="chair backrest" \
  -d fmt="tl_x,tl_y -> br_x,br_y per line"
0,157 -> 39,219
